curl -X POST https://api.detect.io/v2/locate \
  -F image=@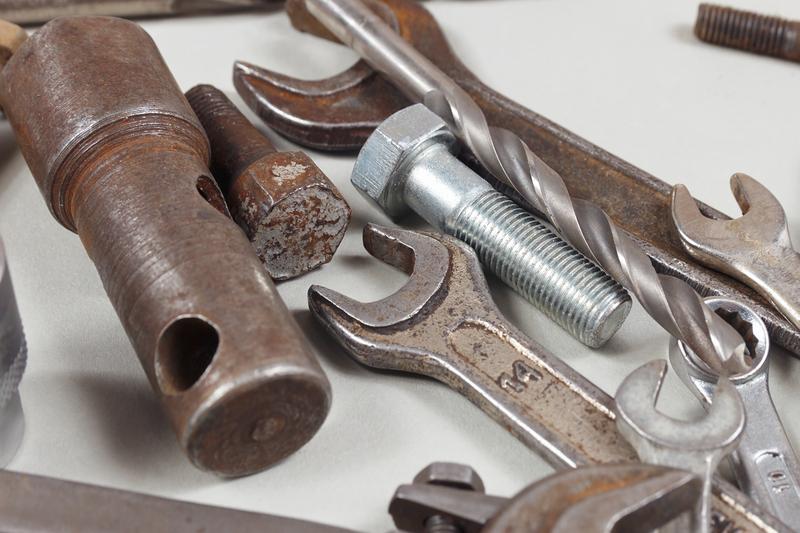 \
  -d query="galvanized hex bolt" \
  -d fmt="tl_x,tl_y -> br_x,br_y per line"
352,104 -> 631,348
